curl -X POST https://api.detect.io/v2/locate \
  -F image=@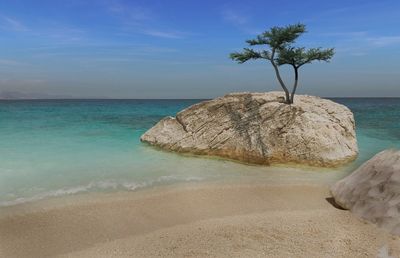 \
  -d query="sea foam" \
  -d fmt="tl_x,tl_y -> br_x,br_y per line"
0,175 -> 204,207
